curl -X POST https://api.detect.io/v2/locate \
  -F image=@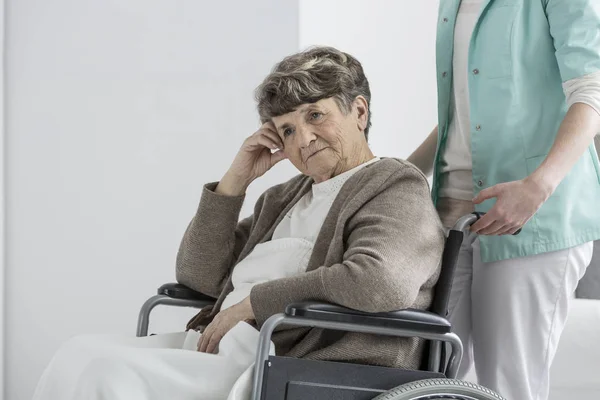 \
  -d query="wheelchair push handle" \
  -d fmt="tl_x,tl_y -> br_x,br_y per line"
451,212 -> 522,235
